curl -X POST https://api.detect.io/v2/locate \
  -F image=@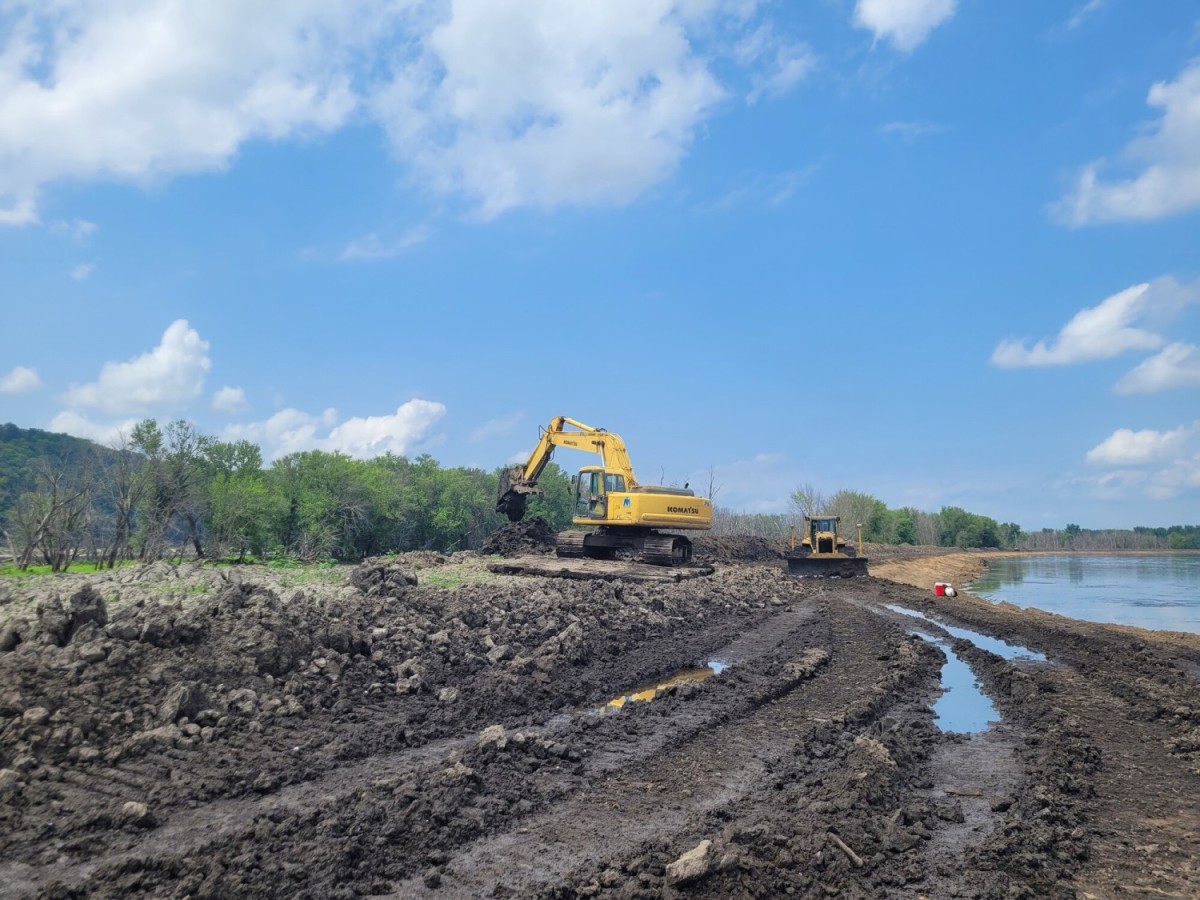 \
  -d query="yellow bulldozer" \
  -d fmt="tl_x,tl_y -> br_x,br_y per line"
786,515 -> 869,577
496,416 -> 712,565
